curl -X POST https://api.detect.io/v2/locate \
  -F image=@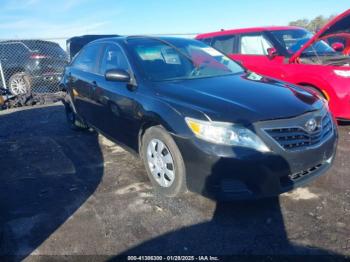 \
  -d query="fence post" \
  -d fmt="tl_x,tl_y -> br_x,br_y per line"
0,60 -> 6,90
